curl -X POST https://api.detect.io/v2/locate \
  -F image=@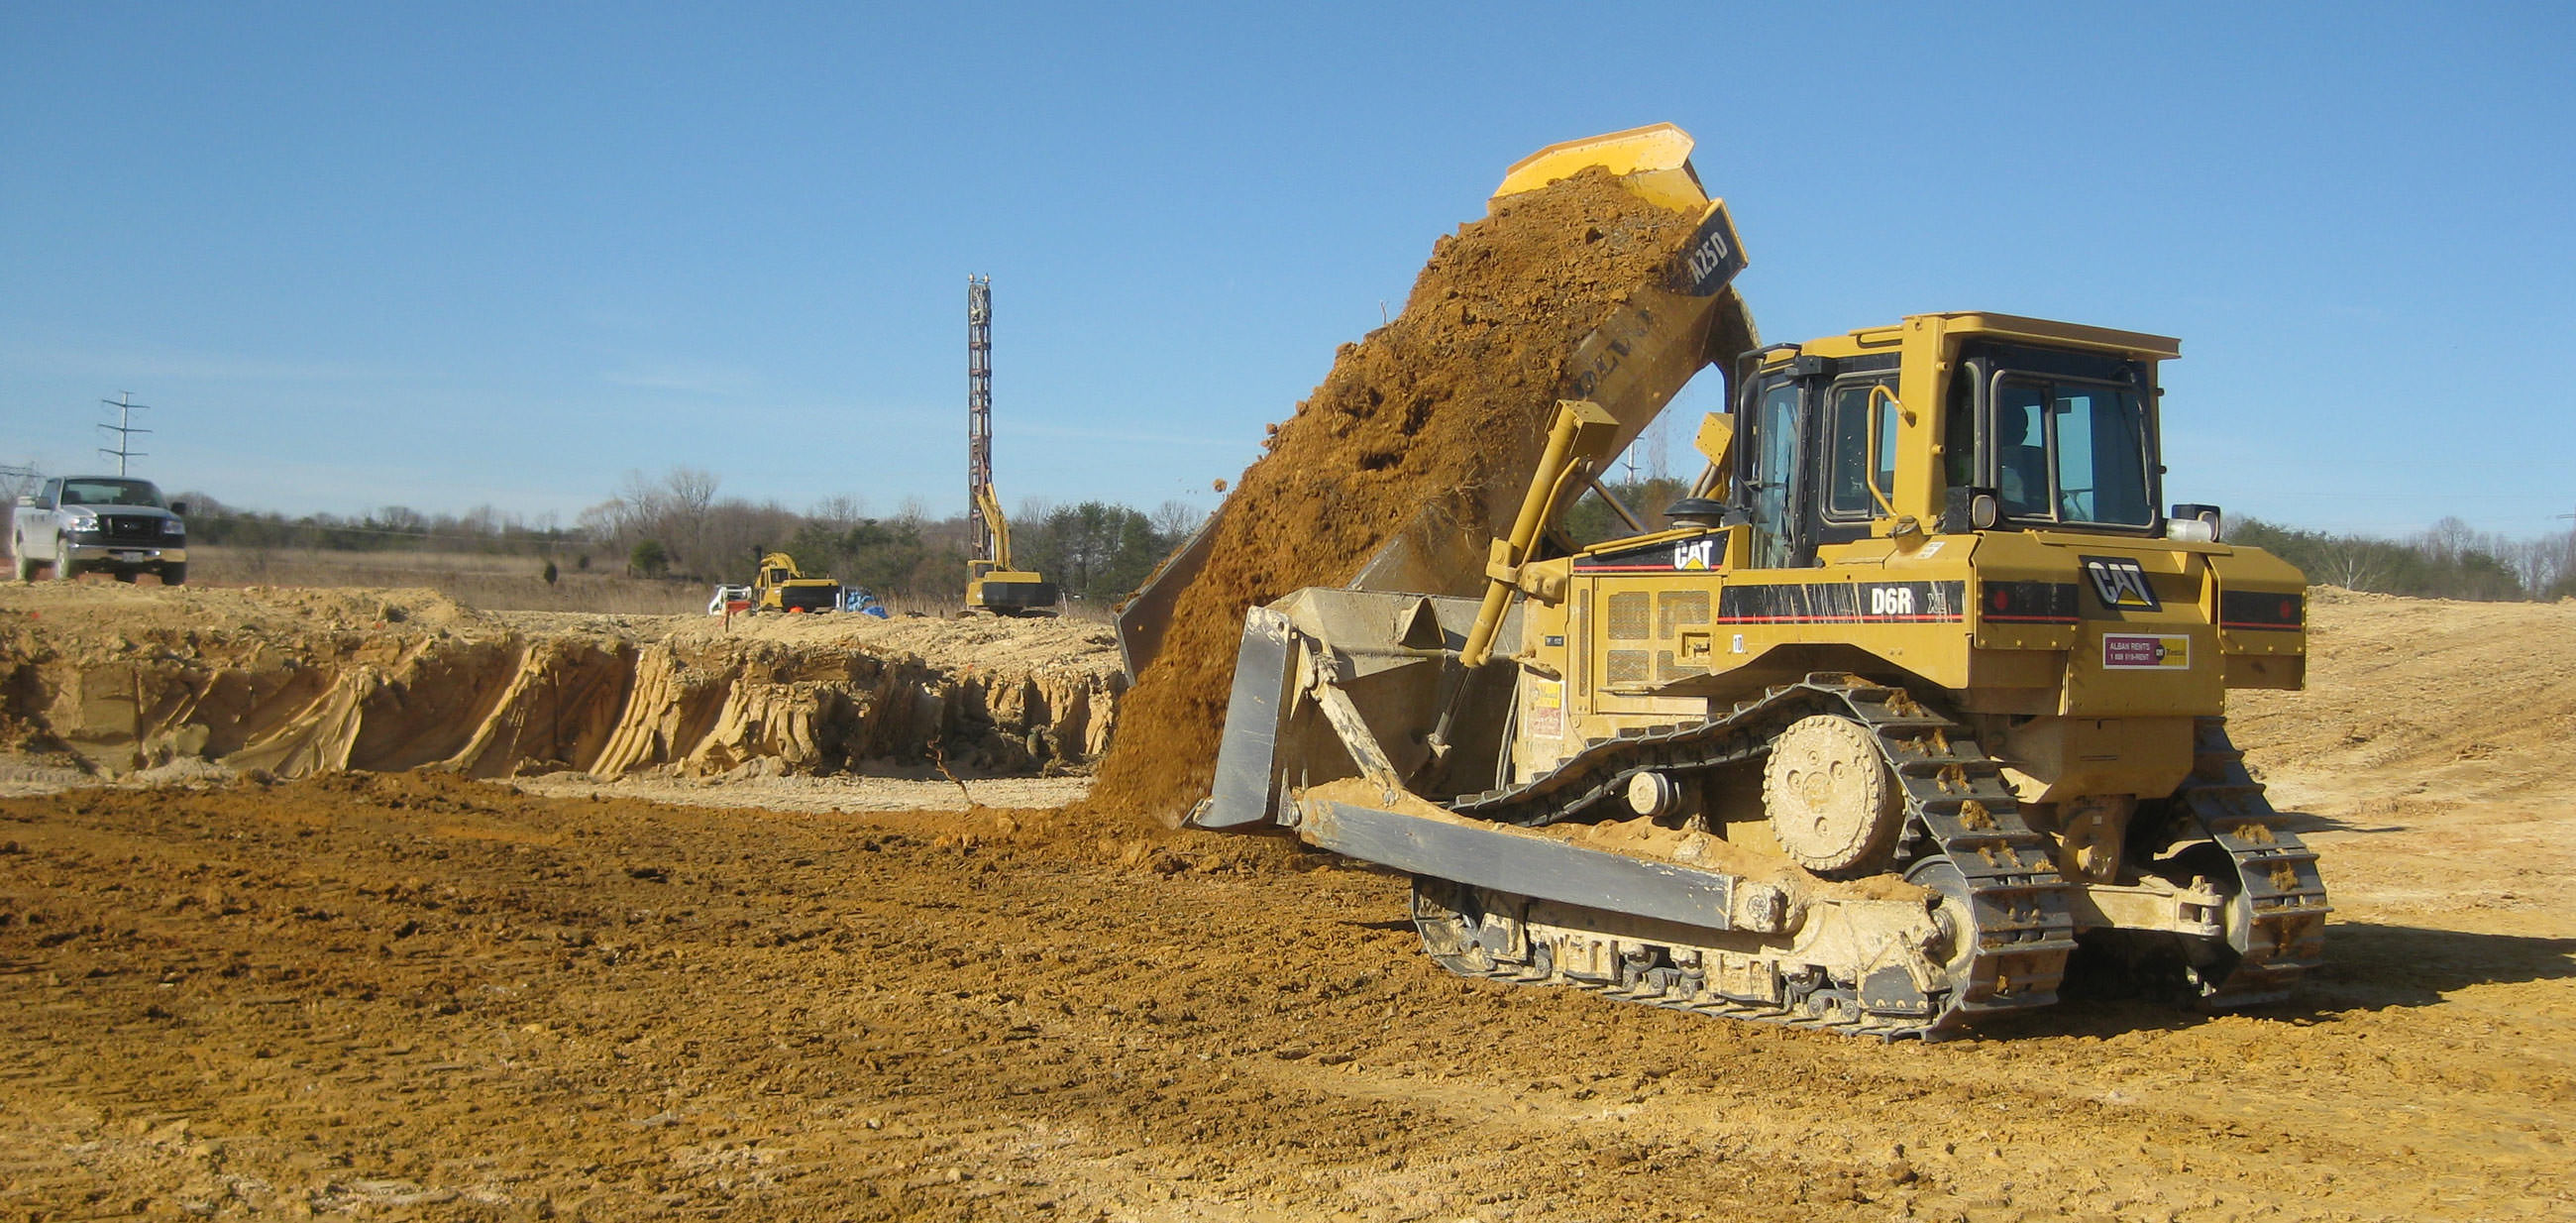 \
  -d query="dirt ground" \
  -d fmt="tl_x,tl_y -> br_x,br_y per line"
1,591 -> 2571,1221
